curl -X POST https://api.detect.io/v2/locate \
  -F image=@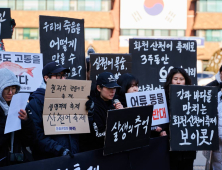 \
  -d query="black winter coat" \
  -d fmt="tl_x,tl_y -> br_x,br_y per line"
91,96 -> 115,149
26,88 -> 79,160
0,106 -> 36,167
206,80 -> 220,92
